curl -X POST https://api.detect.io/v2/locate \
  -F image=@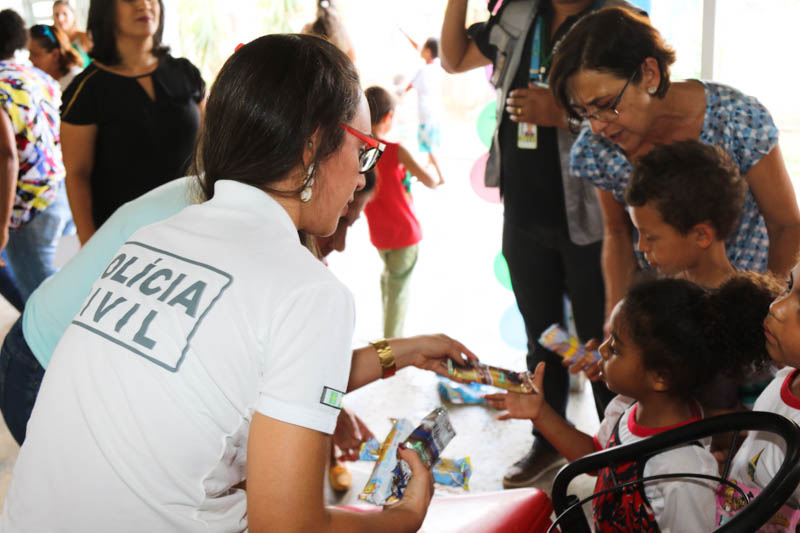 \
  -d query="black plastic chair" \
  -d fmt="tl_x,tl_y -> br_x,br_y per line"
550,411 -> 800,532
